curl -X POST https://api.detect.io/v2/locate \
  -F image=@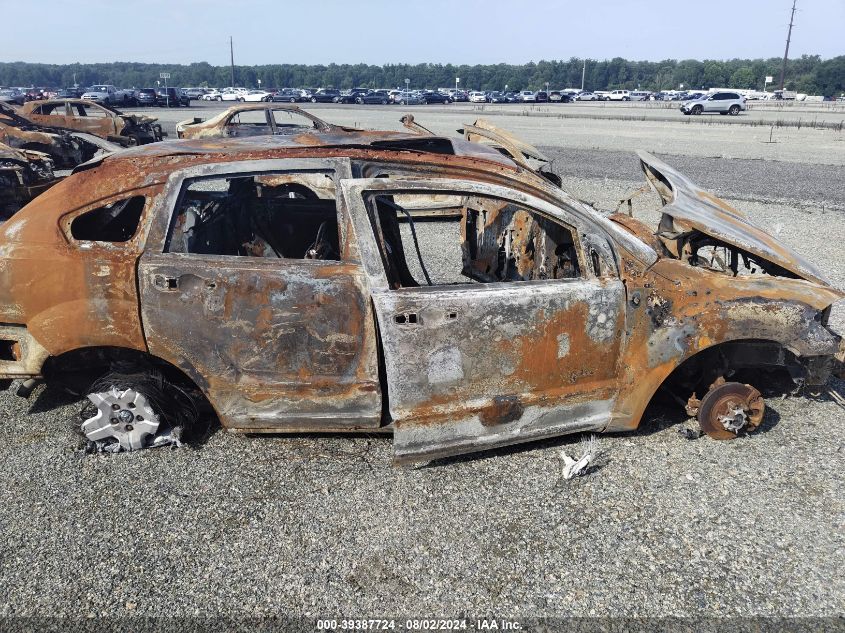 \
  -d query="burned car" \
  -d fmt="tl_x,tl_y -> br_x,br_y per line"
0,101 -> 118,168
176,103 -> 347,139
19,99 -> 164,146
0,142 -> 58,220
0,132 -> 842,463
